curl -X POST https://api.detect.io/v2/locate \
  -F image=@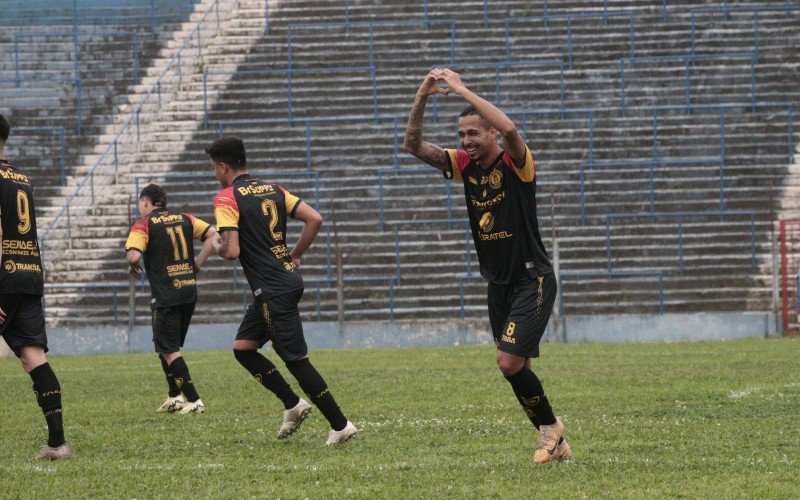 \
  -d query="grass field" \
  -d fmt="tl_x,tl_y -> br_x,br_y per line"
1,337 -> 798,498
